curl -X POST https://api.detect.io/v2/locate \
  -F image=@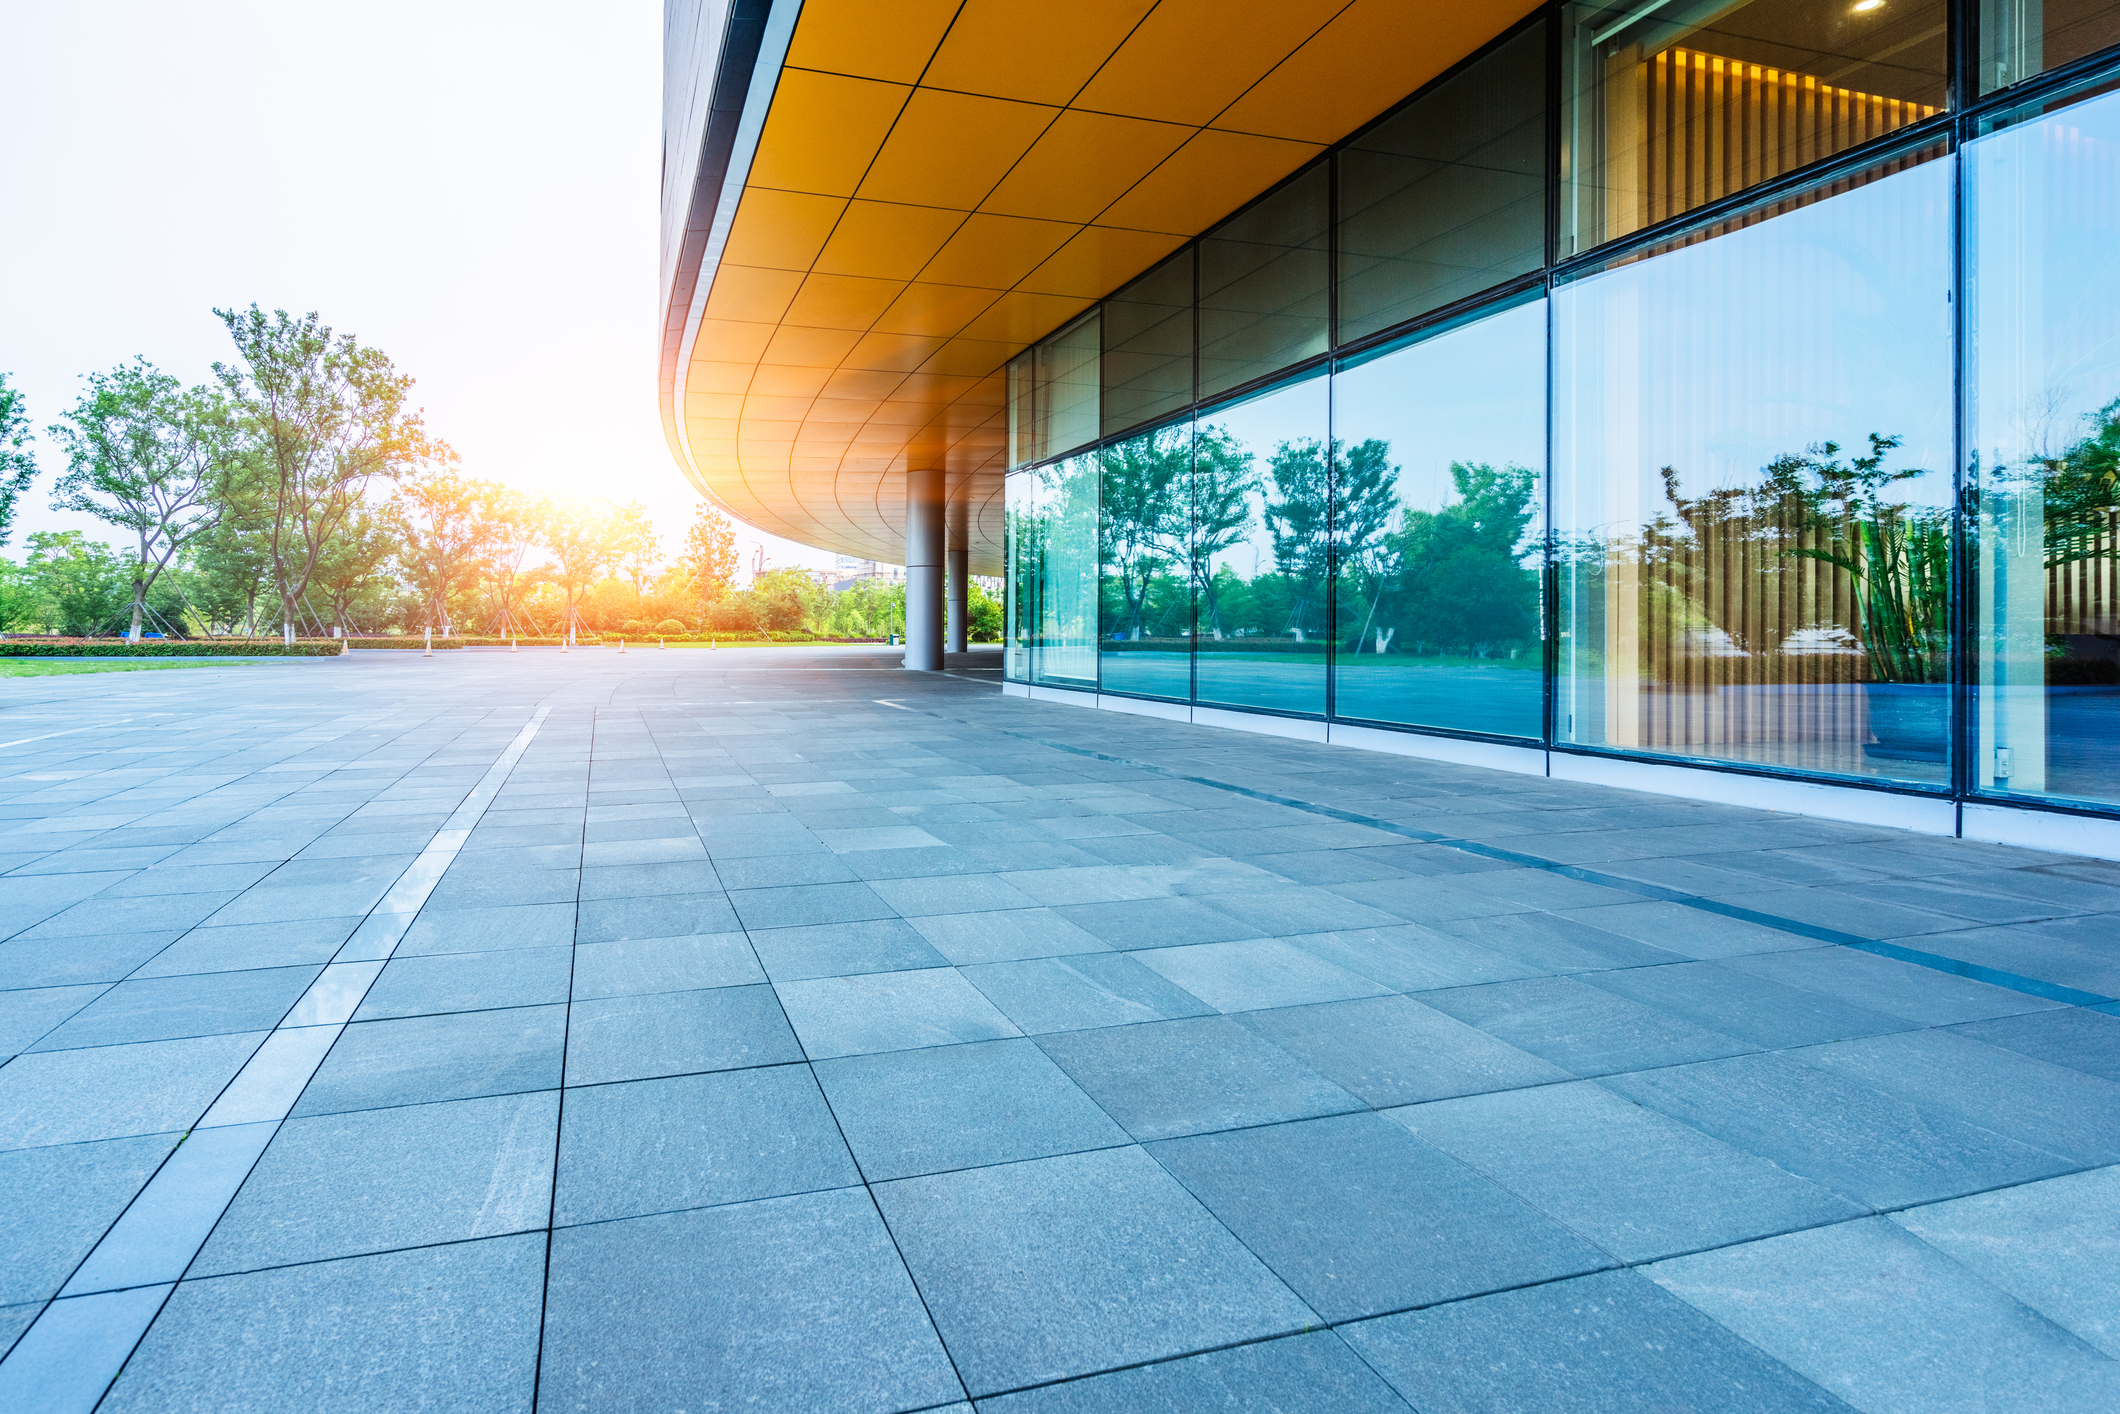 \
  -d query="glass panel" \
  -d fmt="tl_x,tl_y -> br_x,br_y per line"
1038,310 -> 1101,460
1199,168 -> 1330,400
1005,470 -> 1031,678
1099,421 -> 1196,700
1562,0 -> 1947,256
1555,148 -> 1954,785
1103,249 -> 1194,437
1014,452 -> 1101,689
1007,353 -> 1033,470
1969,81 -> 2120,809
1338,24 -> 1548,343
1982,0 -> 2120,93
1332,300 -> 1547,738
1193,375 -> 1332,715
